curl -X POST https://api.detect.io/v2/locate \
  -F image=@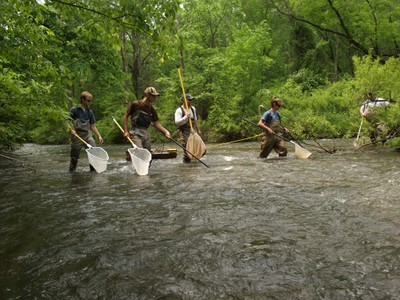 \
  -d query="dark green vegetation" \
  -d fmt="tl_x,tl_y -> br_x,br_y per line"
1,0 -> 400,150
